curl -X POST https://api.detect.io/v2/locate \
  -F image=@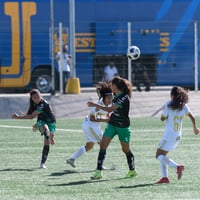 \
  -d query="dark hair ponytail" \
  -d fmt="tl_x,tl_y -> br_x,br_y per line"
26,89 -> 40,114
111,76 -> 132,97
169,86 -> 188,110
